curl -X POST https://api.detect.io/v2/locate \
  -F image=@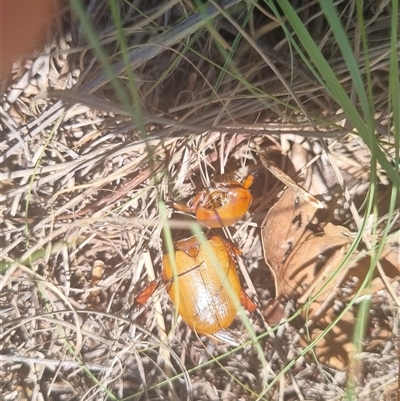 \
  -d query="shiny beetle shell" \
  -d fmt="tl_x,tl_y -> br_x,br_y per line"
163,235 -> 242,335
191,184 -> 252,228
171,172 -> 256,228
